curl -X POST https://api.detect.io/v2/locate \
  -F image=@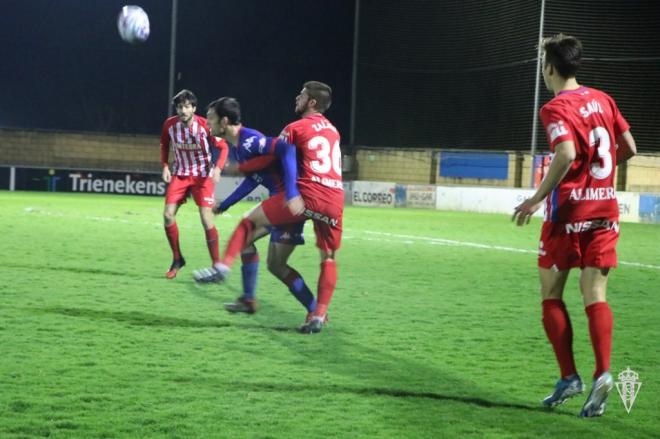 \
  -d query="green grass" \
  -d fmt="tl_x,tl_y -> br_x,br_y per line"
1,191 -> 659,438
